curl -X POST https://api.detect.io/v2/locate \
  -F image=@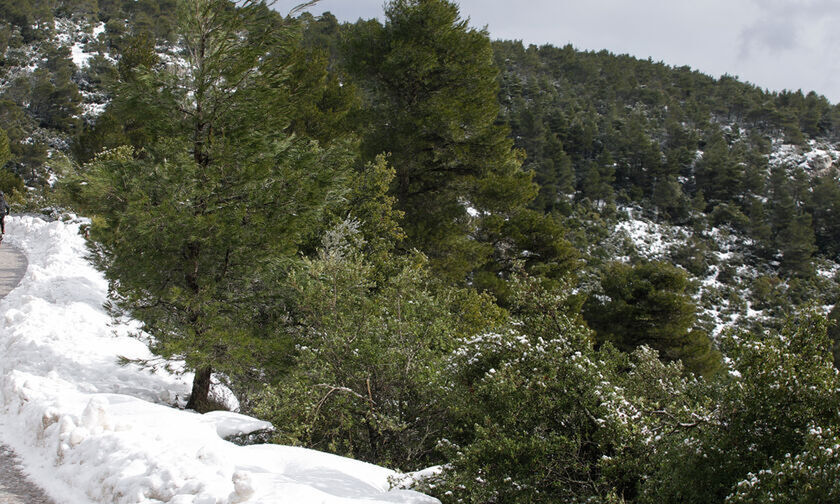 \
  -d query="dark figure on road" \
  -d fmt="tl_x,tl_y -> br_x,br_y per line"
0,191 -> 9,235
